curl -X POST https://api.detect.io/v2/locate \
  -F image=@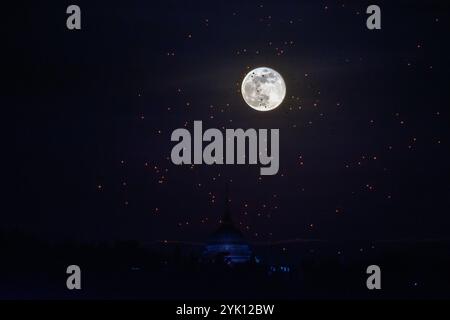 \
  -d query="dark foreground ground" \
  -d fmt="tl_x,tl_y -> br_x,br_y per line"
1,230 -> 449,299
